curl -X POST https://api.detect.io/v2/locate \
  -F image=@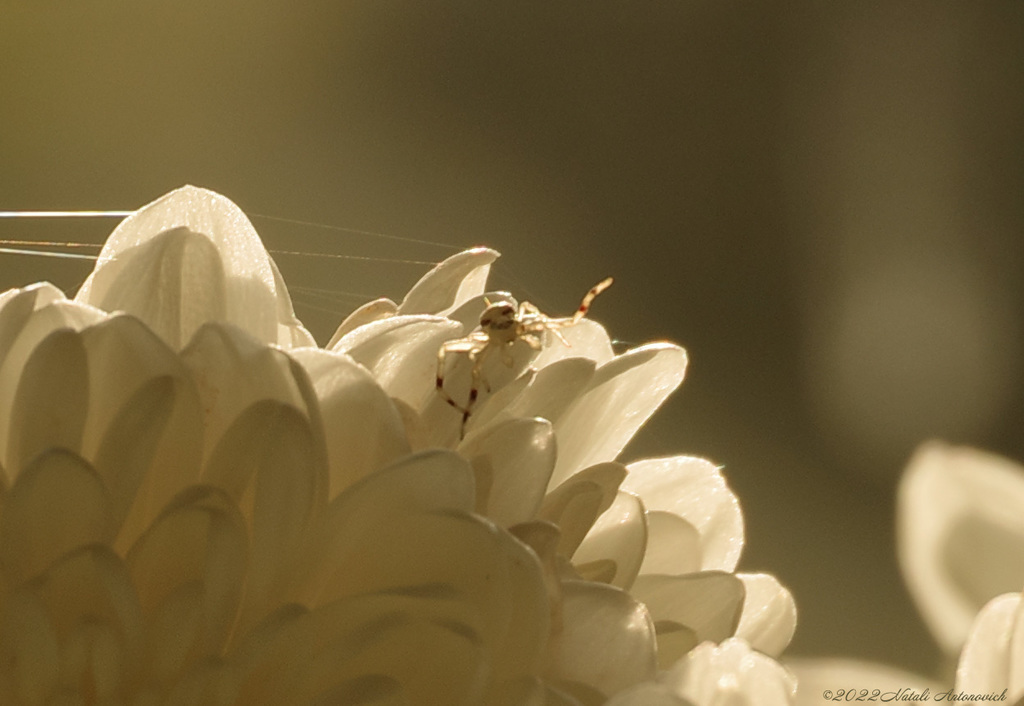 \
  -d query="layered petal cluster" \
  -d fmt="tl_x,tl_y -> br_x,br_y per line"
0,186 -> 796,705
